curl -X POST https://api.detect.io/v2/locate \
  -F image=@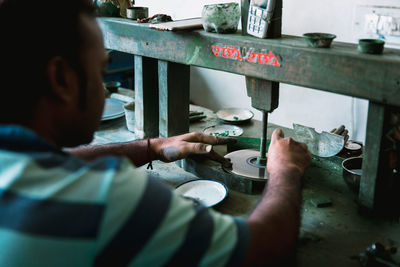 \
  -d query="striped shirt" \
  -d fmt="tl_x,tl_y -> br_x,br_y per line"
0,125 -> 249,267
